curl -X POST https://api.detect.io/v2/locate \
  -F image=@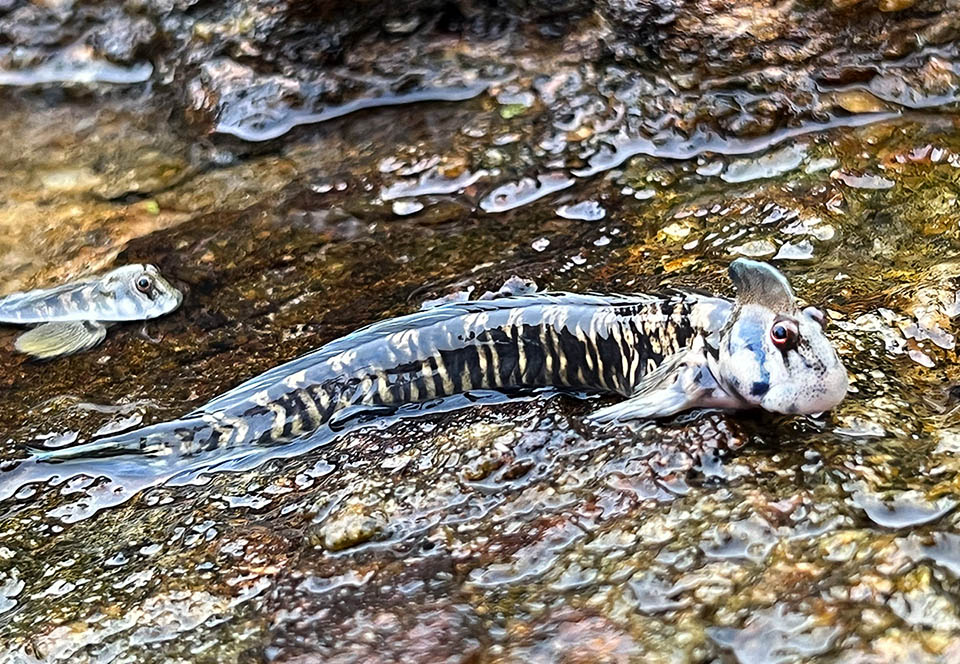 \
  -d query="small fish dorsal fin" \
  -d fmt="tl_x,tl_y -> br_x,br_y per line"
728,258 -> 797,312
